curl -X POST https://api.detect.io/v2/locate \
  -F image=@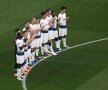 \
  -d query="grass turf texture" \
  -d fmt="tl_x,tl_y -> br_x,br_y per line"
0,0 -> 108,90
